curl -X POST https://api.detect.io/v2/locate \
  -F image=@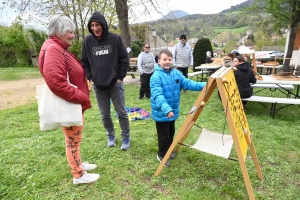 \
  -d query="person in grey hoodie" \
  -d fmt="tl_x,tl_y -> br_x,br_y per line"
137,43 -> 156,99
81,11 -> 130,150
